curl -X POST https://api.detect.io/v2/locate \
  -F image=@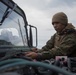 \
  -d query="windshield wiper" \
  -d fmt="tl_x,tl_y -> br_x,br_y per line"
0,4 -> 17,25
0,7 -> 9,25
